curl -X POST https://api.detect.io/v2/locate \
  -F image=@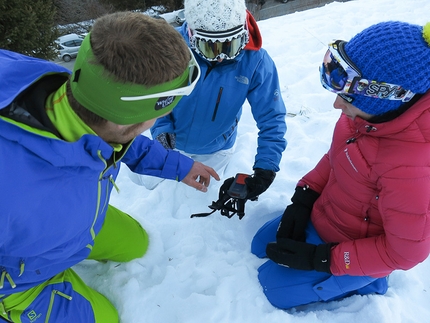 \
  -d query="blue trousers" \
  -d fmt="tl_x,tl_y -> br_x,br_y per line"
251,215 -> 388,309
